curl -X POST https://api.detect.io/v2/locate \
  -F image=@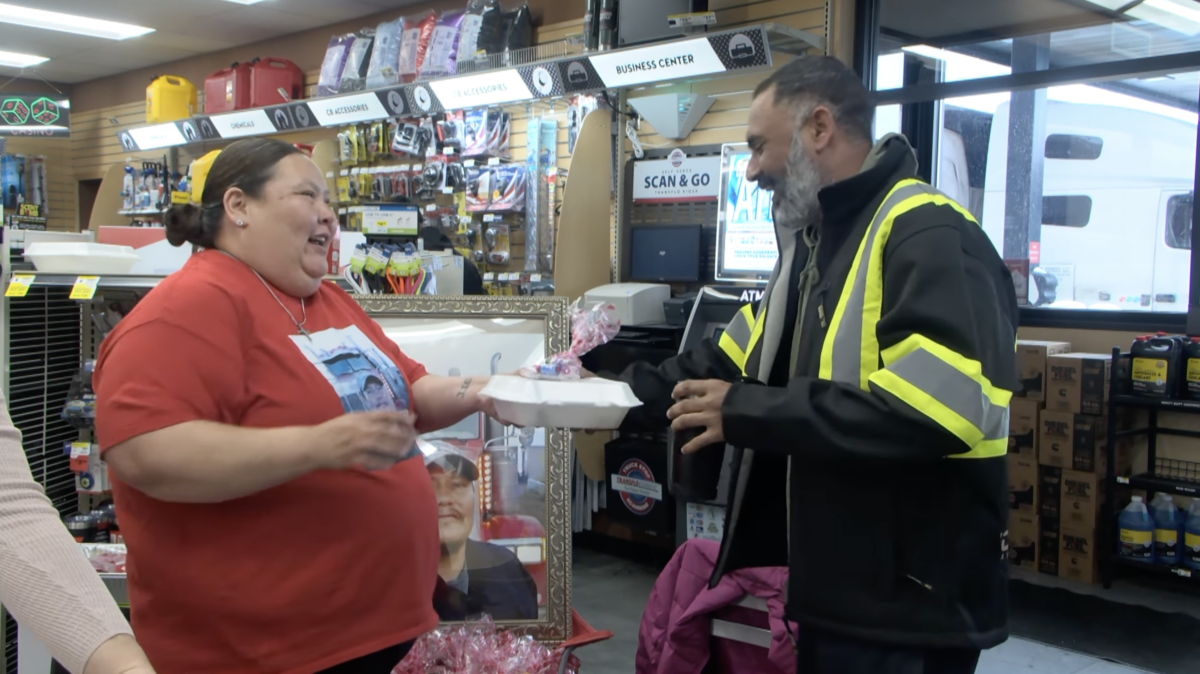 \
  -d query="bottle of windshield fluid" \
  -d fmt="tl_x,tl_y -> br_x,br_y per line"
1185,498 -> 1200,571
1118,496 -> 1155,563
1152,493 -> 1183,566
